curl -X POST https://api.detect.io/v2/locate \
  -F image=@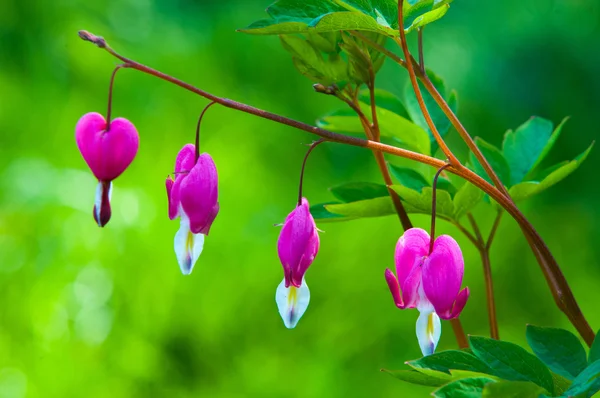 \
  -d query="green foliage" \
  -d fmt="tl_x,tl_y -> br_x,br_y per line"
453,181 -> 484,220
525,325 -> 588,380
432,377 -> 496,398
385,328 -> 600,397
588,330 -> 600,365
239,0 -> 454,36
408,350 -> 494,375
481,380 -> 545,398
468,118 -> 593,204
317,90 -> 431,154
508,143 -> 594,202
469,336 -> 555,394
325,196 -> 395,218
561,359 -> 600,397
330,181 -> 389,202
389,164 -> 430,192
404,69 -> 458,150
469,138 -> 511,187
390,184 -> 455,219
